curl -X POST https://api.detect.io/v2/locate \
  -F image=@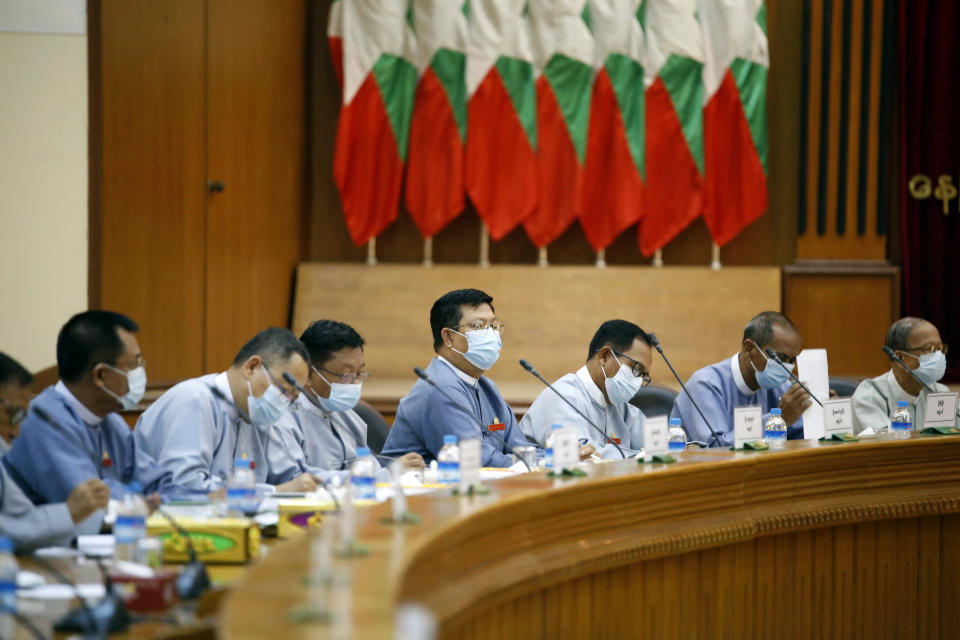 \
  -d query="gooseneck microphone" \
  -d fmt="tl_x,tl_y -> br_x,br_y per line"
518,359 -> 626,459
648,333 -> 722,447
763,348 -> 824,408
151,506 -> 211,600
32,553 -> 130,637
412,367 -> 530,471
207,383 -> 253,424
